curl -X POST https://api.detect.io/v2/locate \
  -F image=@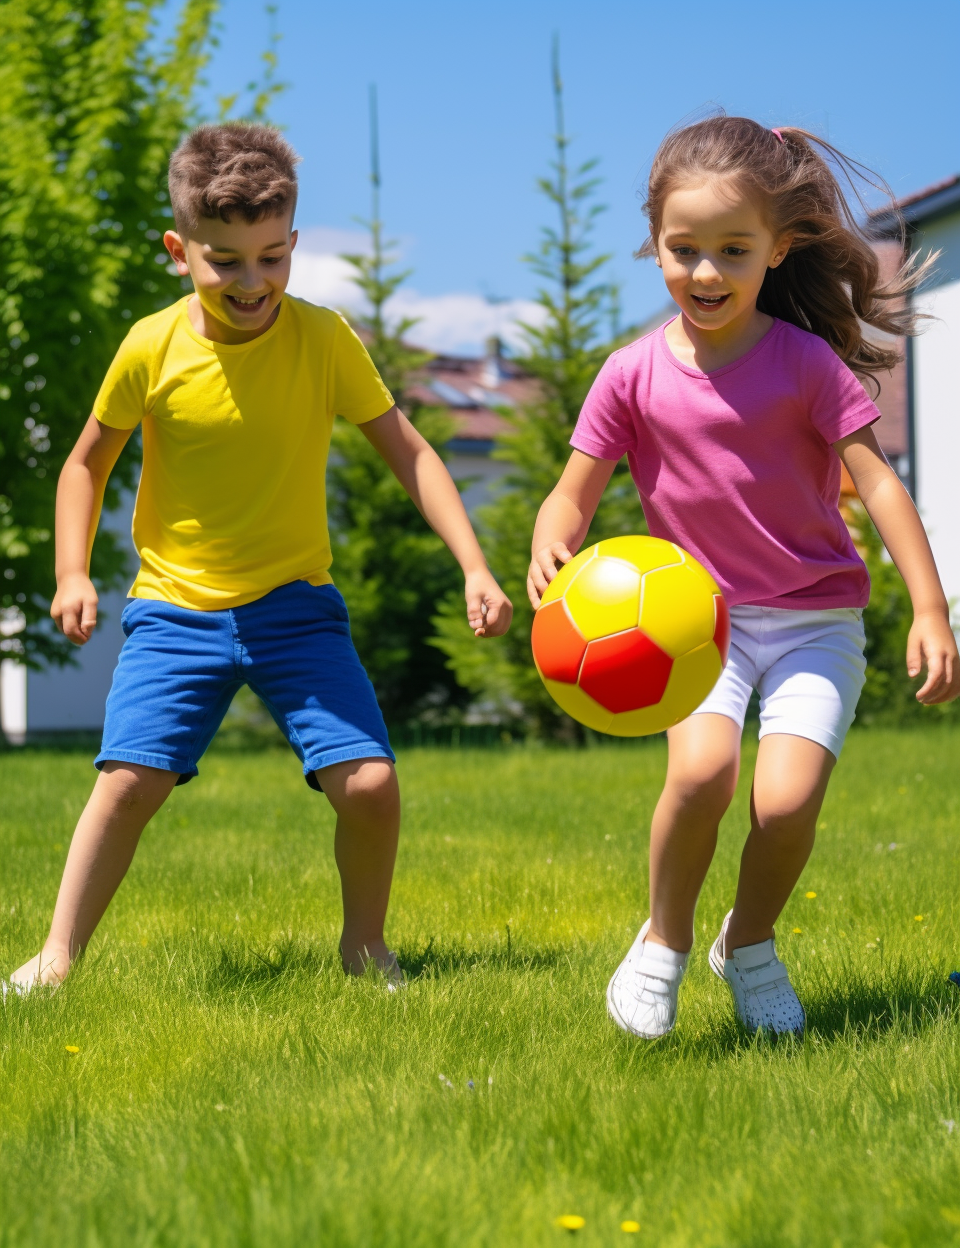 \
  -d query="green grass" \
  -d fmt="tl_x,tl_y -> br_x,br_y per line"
2,730 -> 960,1247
